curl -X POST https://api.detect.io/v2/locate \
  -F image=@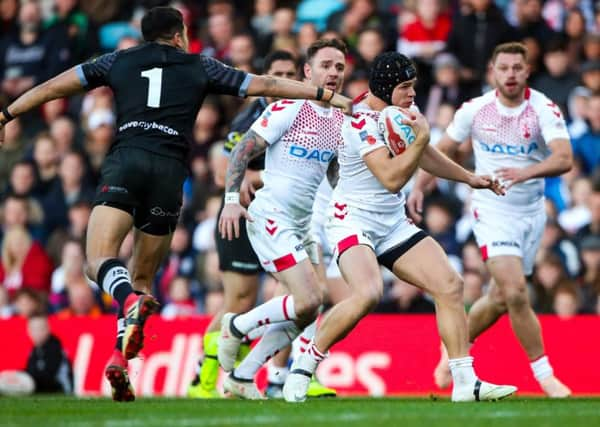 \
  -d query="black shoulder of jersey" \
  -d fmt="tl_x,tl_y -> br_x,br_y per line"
80,50 -> 120,89
230,97 -> 268,133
